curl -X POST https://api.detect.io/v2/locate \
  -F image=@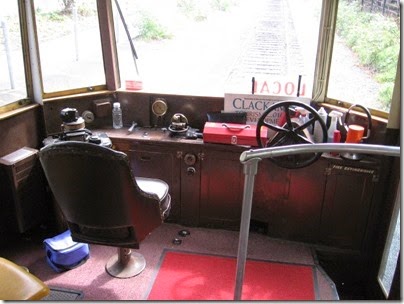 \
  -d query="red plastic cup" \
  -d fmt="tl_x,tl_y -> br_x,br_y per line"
345,125 -> 365,143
